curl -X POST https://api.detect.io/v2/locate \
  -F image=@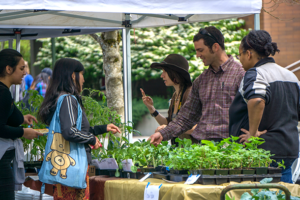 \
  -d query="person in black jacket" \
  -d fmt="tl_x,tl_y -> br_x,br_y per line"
0,49 -> 43,200
229,30 -> 300,183
38,58 -> 120,199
